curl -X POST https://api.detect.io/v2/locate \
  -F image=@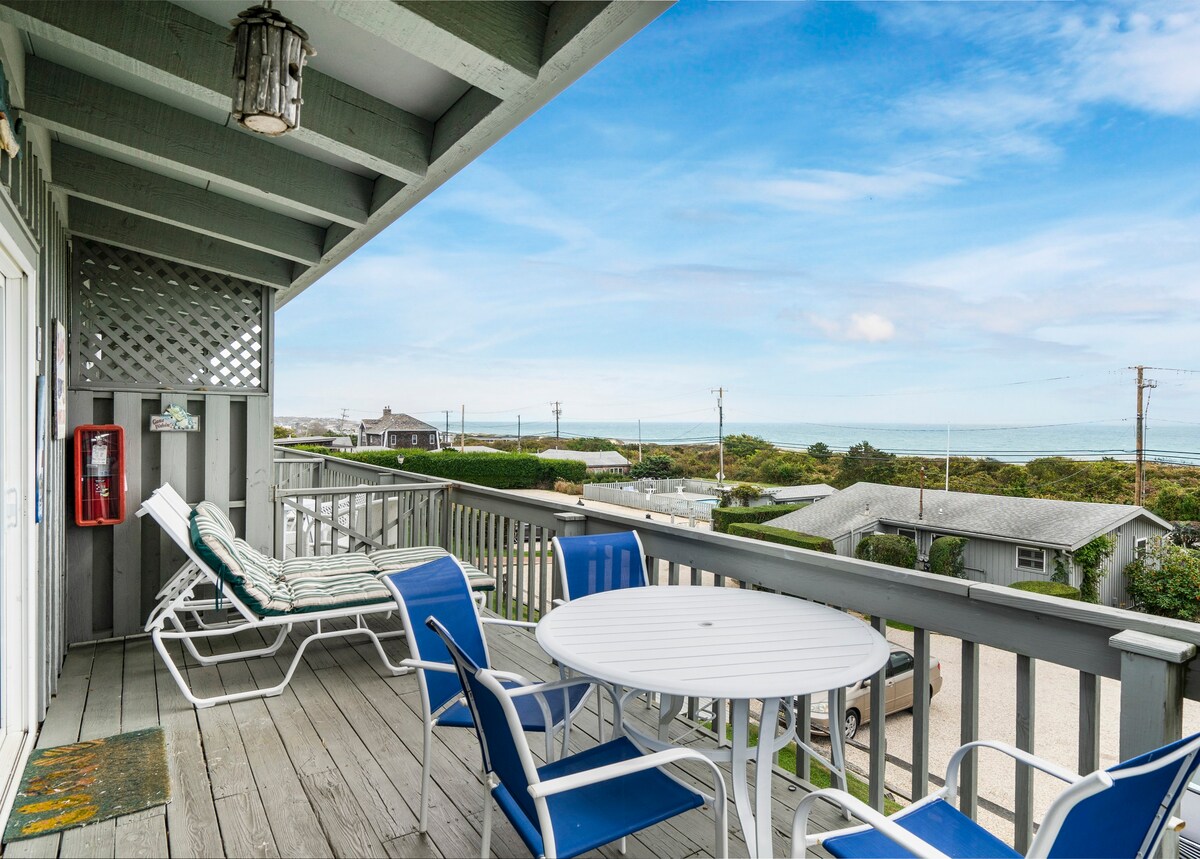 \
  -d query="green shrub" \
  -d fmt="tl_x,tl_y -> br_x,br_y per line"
1073,534 -> 1115,604
1125,536 -> 1200,620
928,536 -> 968,578
1010,580 -> 1082,600
313,447 -> 586,489
727,524 -> 835,553
711,504 -> 803,534
855,533 -> 918,569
